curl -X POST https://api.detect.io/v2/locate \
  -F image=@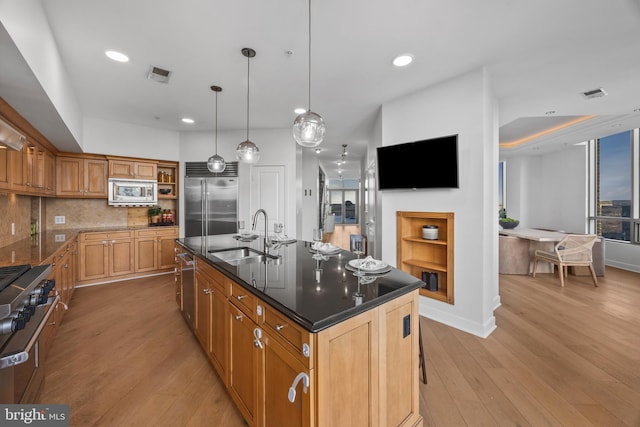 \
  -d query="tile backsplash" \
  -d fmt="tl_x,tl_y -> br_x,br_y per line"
0,193 -> 31,247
